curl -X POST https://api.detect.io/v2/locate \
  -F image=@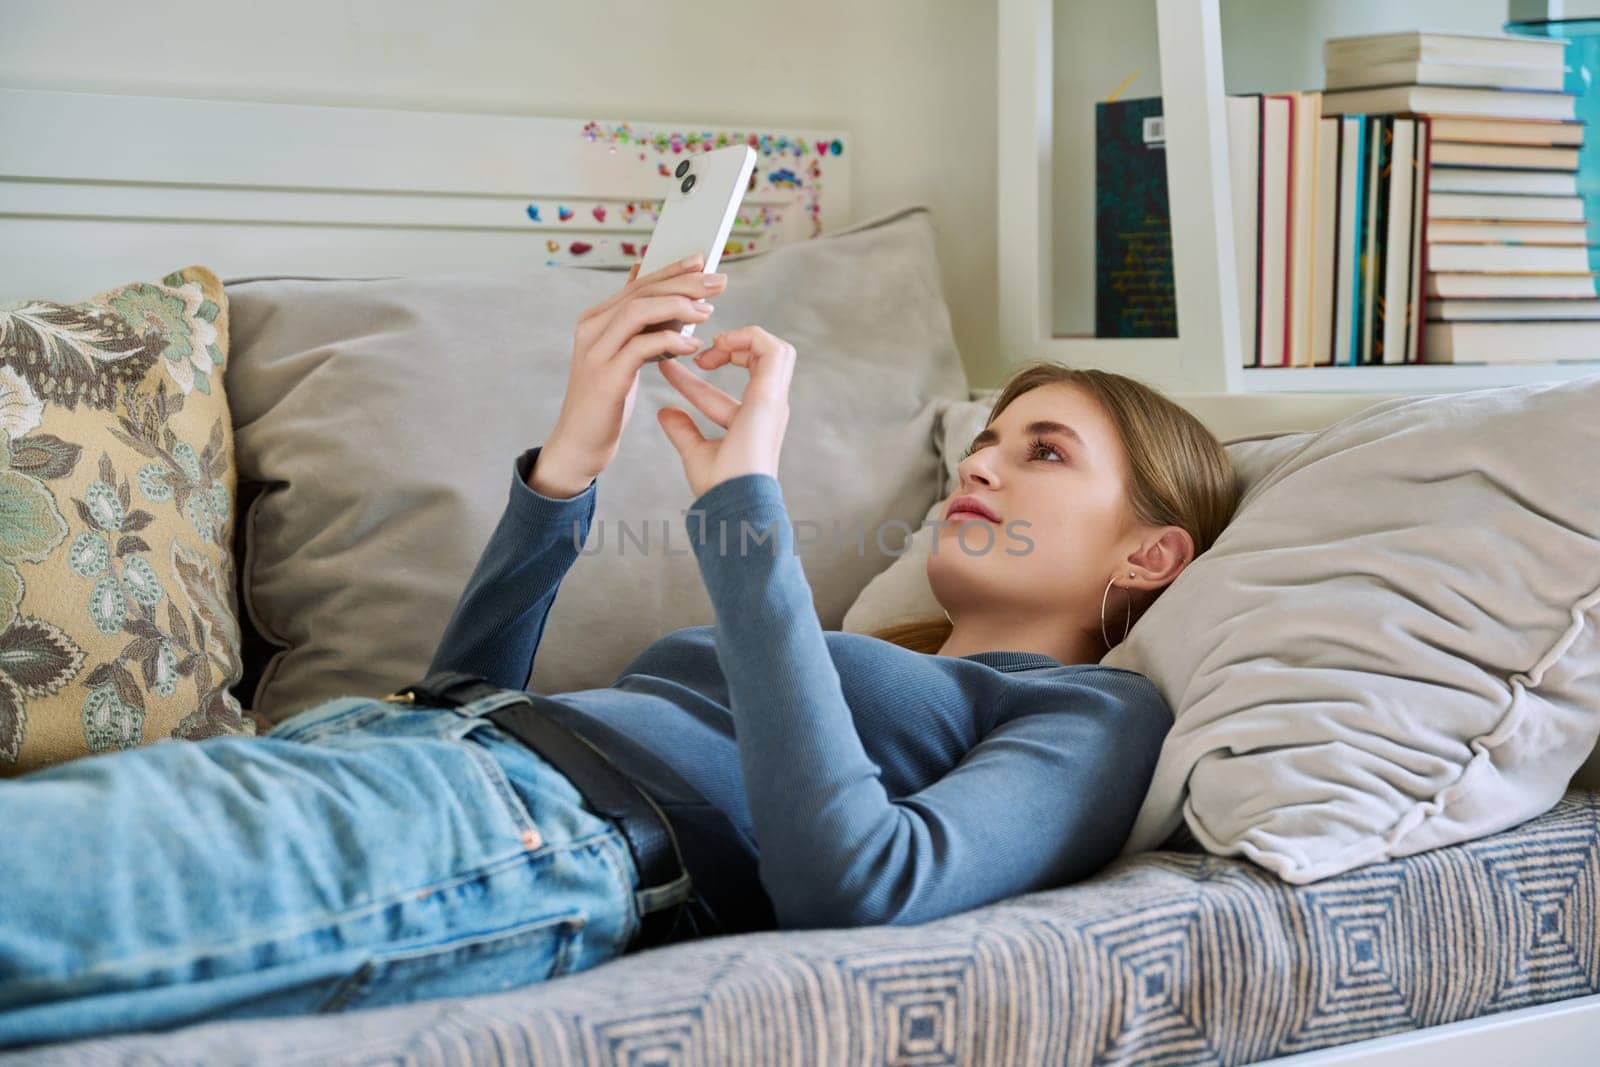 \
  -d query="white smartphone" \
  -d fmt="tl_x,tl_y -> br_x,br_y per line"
635,143 -> 757,358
